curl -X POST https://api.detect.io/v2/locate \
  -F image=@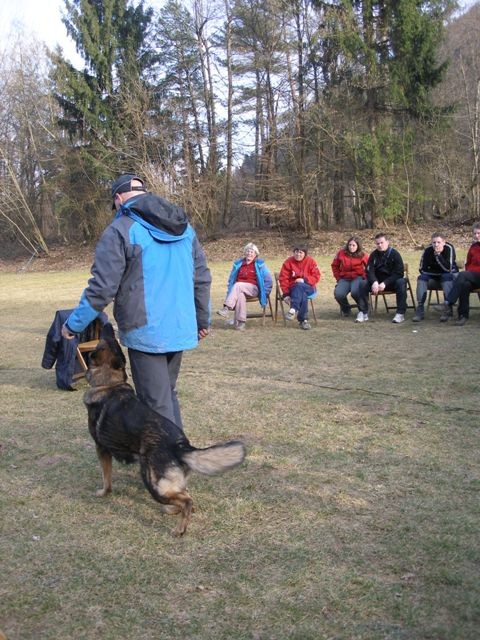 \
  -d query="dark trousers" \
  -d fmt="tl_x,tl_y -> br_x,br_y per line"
383,277 -> 407,314
128,349 -> 183,429
290,282 -> 315,322
446,271 -> 480,318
